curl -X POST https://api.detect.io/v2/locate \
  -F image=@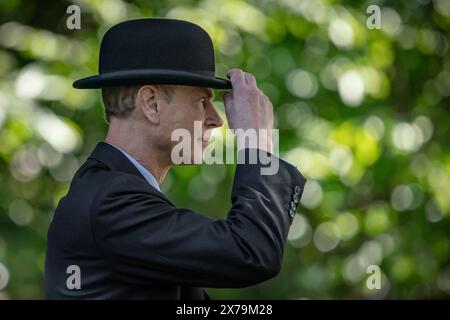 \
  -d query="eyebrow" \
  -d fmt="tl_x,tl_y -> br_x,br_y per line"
200,88 -> 214,100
